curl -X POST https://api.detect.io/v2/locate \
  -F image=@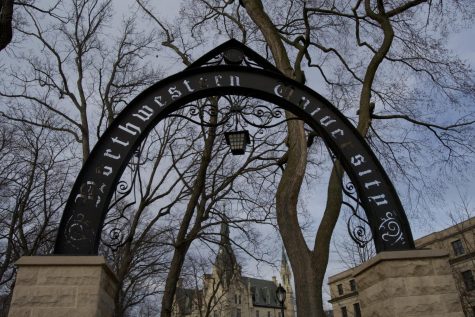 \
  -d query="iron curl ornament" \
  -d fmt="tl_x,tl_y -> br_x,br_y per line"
342,180 -> 373,249
167,96 -> 295,138
379,211 -> 405,246
324,144 -> 373,249
100,143 -> 145,251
